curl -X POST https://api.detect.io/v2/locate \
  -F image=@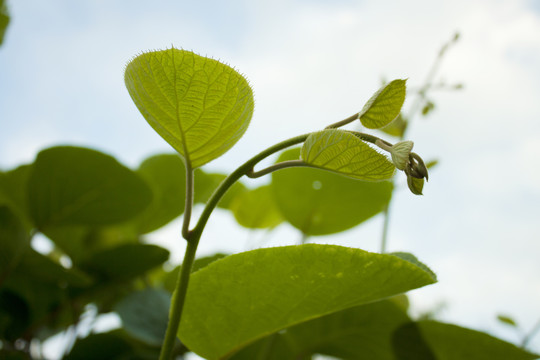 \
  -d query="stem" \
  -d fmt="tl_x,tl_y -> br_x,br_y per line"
380,203 -> 391,253
182,163 -> 194,239
247,160 -> 310,178
522,318 -> 540,349
159,133 -> 310,360
325,113 -> 359,129
159,238 -> 199,360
